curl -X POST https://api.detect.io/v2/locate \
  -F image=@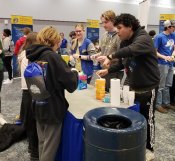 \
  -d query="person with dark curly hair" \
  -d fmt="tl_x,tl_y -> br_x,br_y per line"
69,31 -> 76,40
97,13 -> 160,161
149,30 -> 156,39
69,31 -> 76,50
